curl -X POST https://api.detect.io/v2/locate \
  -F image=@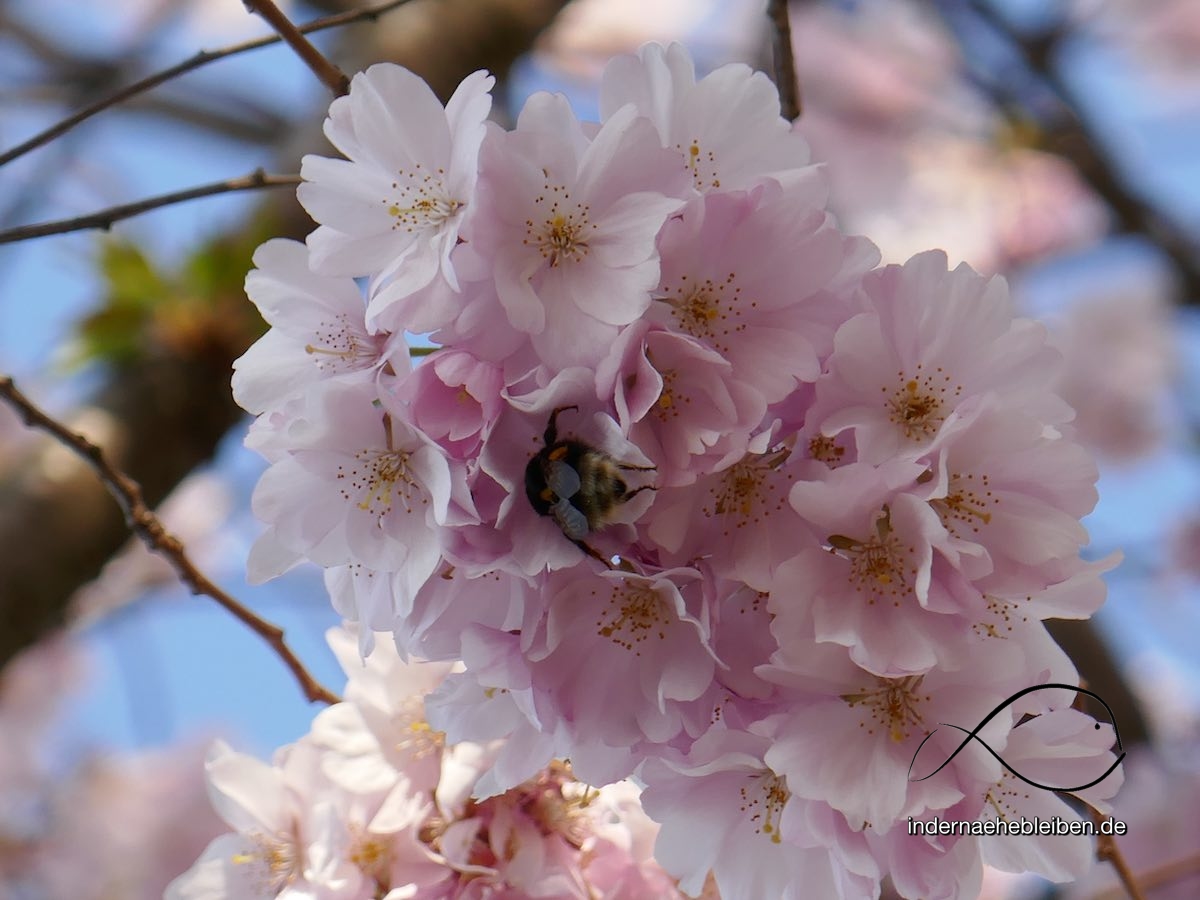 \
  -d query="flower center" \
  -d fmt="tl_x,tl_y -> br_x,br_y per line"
394,695 -> 445,758
840,674 -> 929,742
595,582 -> 670,654
808,434 -> 847,467
348,826 -> 392,880
827,506 -> 916,607
972,593 -> 1031,640
931,471 -> 994,537
337,449 -> 424,519
231,831 -> 299,894
524,178 -> 592,267
304,313 -> 379,372
983,772 -> 1025,822
677,139 -> 721,191
384,163 -> 460,231
657,273 -> 743,353
884,365 -> 962,441
704,448 -> 792,526
738,772 -> 789,844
